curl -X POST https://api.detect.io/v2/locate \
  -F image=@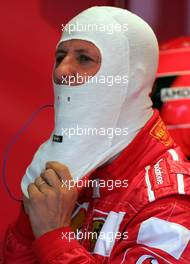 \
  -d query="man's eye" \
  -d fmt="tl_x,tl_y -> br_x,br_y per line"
56,55 -> 64,64
79,55 -> 93,63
